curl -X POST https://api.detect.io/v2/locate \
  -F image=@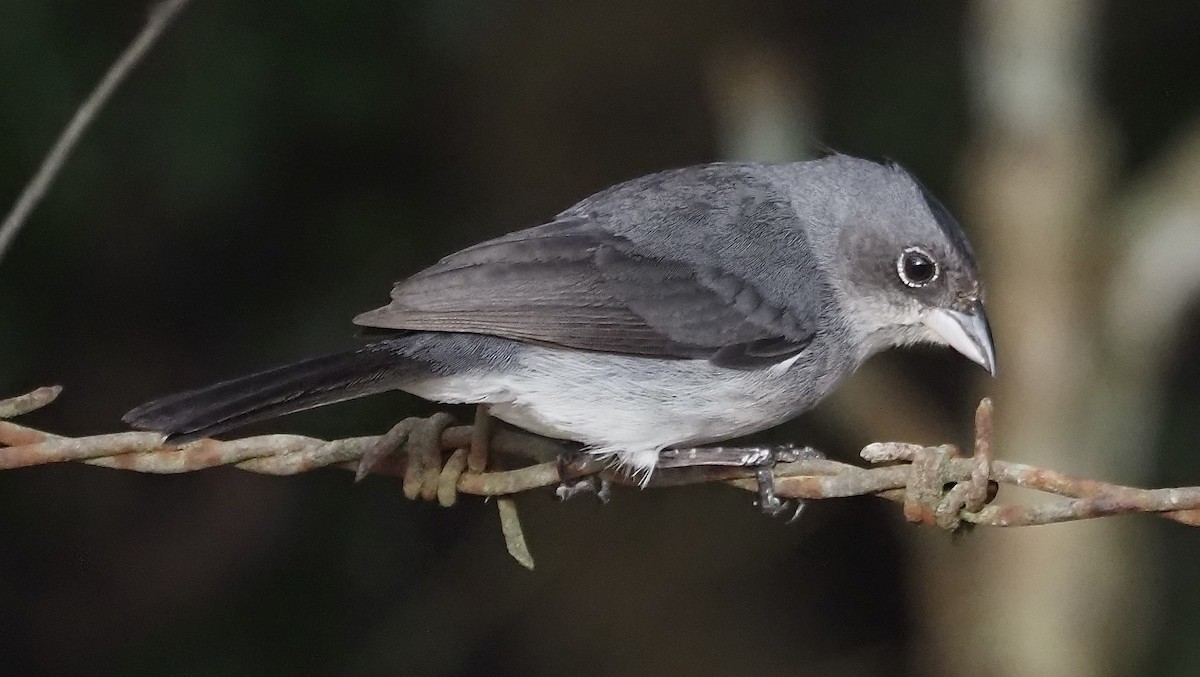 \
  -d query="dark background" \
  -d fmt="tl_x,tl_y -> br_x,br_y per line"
2,2 -> 1199,675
